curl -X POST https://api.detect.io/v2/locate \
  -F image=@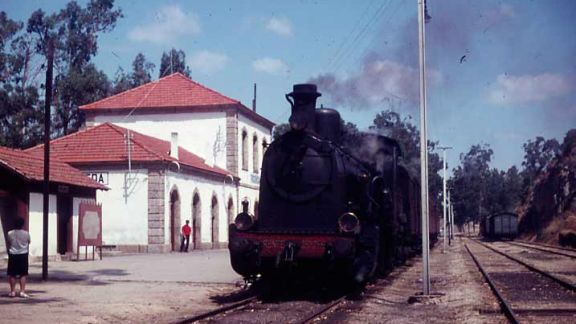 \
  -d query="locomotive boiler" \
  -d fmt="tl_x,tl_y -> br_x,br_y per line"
228,84 -> 435,284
